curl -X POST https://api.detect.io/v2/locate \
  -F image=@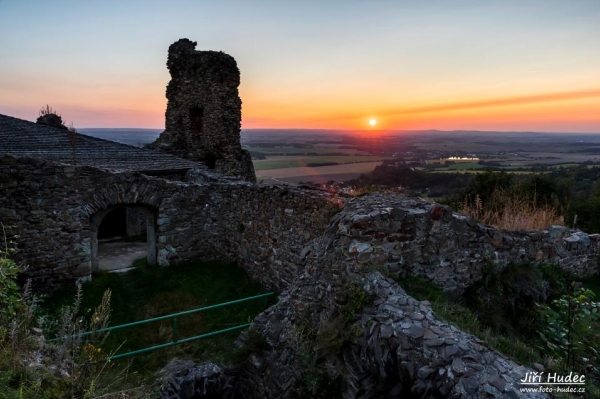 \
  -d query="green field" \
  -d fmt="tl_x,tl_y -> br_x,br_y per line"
430,169 -> 542,175
253,155 -> 391,170
446,162 -> 484,170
